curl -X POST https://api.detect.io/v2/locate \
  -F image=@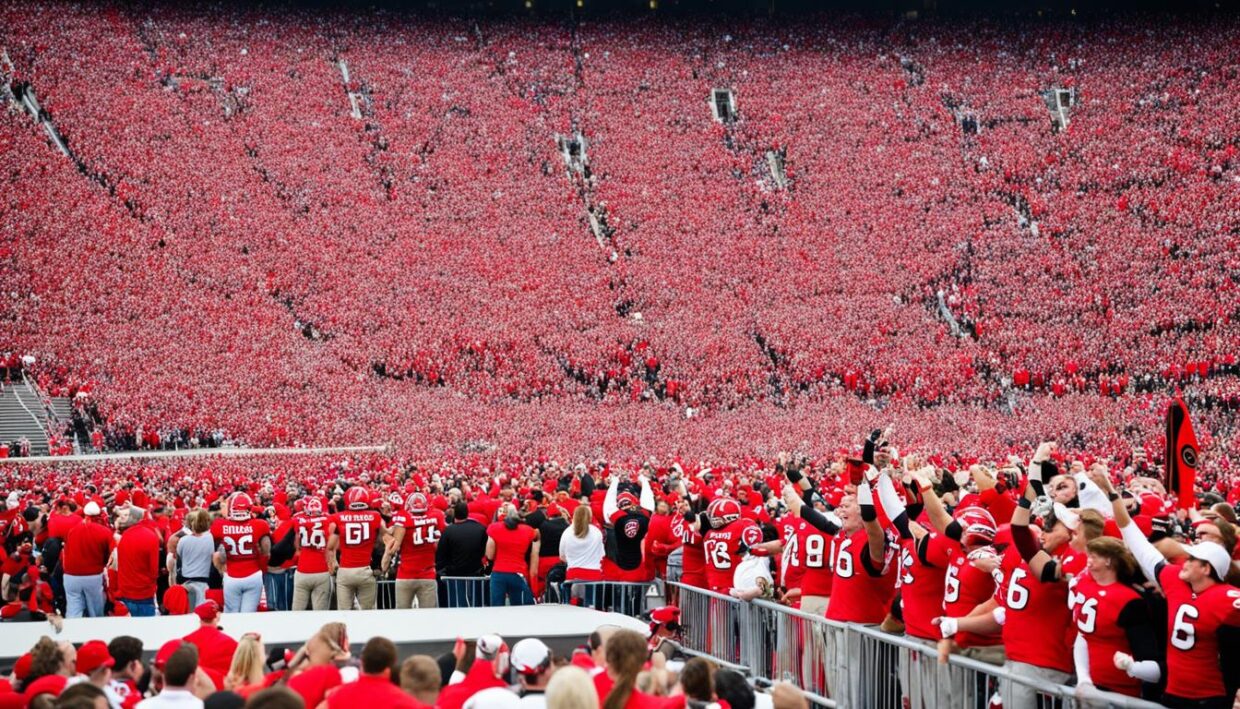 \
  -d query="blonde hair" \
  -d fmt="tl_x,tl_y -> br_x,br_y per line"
546,666 -> 599,709
572,505 -> 593,539
225,636 -> 265,689
188,509 -> 212,535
